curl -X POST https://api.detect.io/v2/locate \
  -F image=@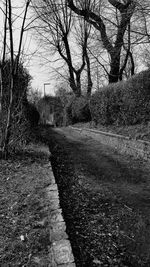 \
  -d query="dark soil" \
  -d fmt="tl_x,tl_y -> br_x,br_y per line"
41,126 -> 150,267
